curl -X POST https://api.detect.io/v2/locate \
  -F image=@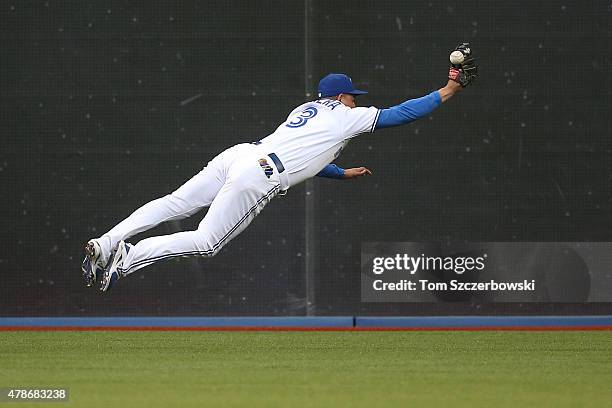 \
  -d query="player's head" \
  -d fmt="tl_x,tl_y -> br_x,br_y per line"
318,73 -> 367,108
